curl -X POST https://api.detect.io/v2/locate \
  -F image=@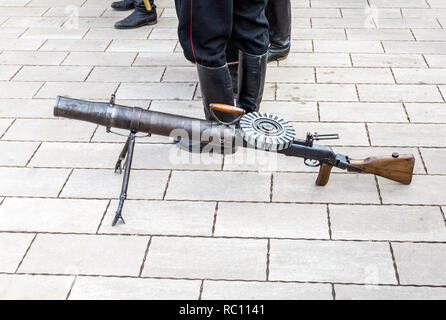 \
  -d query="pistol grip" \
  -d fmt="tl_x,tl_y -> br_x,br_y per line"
316,163 -> 333,186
